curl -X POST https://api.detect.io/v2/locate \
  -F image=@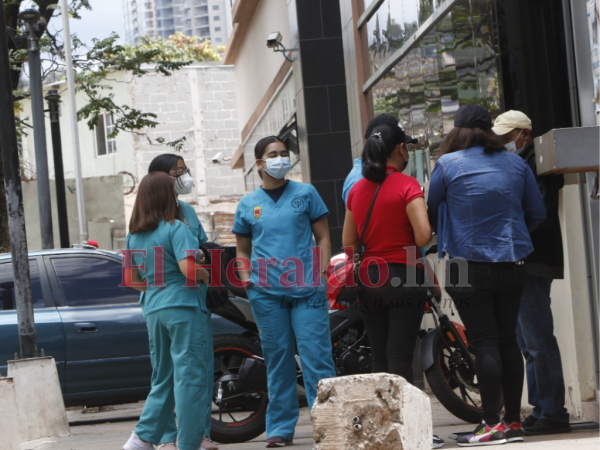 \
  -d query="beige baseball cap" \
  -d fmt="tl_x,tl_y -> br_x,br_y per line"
492,110 -> 532,136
